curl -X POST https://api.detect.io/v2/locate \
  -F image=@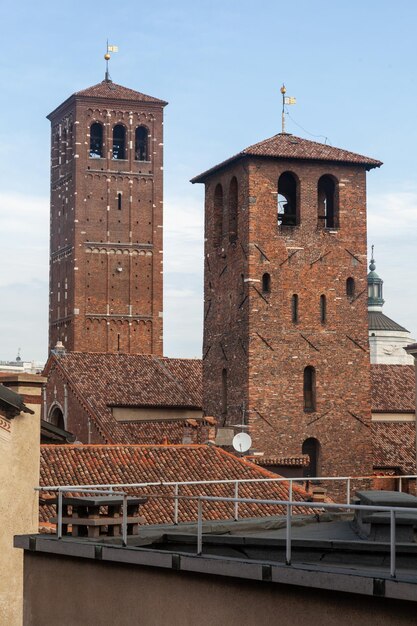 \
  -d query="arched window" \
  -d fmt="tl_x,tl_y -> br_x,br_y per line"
112,124 -> 126,160
291,294 -> 299,323
135,126 -> 149,161
213,184 -> 223,247
229,177 -> 238,243
318,175 -> 338,228
320,294 -> 326,323
221,368 -> 228,416
49,405 -> 65,430
302,437 -> 321,477
117,193 -> 122,210
90,122 -> 103,158
303,366 -> 316,412
262,273 -> 271,294
346,277 -> 355,299
278,172 -> 298,226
